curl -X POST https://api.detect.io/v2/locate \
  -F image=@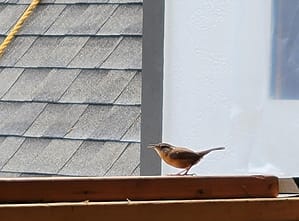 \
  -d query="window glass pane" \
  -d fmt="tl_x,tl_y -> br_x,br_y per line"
272,0 -> 299,99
